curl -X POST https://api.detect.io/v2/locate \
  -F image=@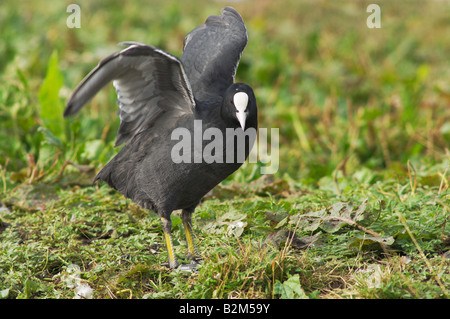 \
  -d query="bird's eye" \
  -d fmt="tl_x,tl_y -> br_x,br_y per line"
230,99 -> 234,105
